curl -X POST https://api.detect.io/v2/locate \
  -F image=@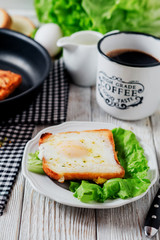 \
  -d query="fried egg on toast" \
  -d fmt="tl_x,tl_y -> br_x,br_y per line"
39,129 -> 125,183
